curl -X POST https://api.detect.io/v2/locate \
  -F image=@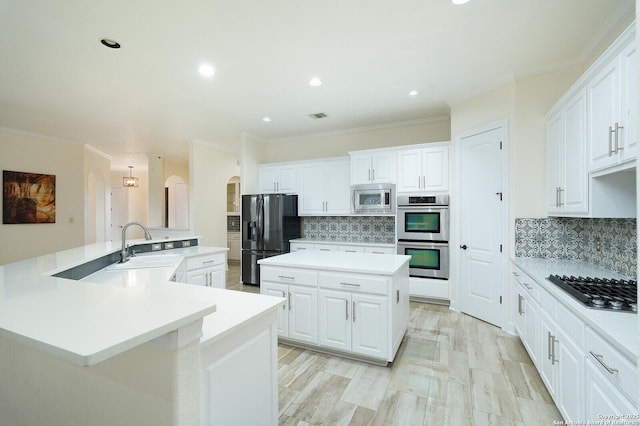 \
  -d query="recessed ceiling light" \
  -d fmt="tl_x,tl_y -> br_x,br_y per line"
198,63 -> 215,78
262,117 -> 272,123
100,38 -> 121,49
308,77 -> 322,87
451,0 -> 470,4
408,90 -> 419,97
